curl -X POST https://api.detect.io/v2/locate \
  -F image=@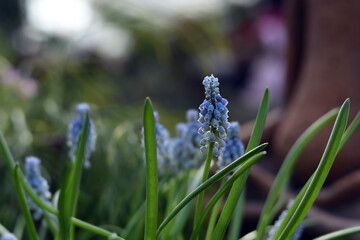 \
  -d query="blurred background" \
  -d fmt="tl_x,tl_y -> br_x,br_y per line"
0,0 -> 288,238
